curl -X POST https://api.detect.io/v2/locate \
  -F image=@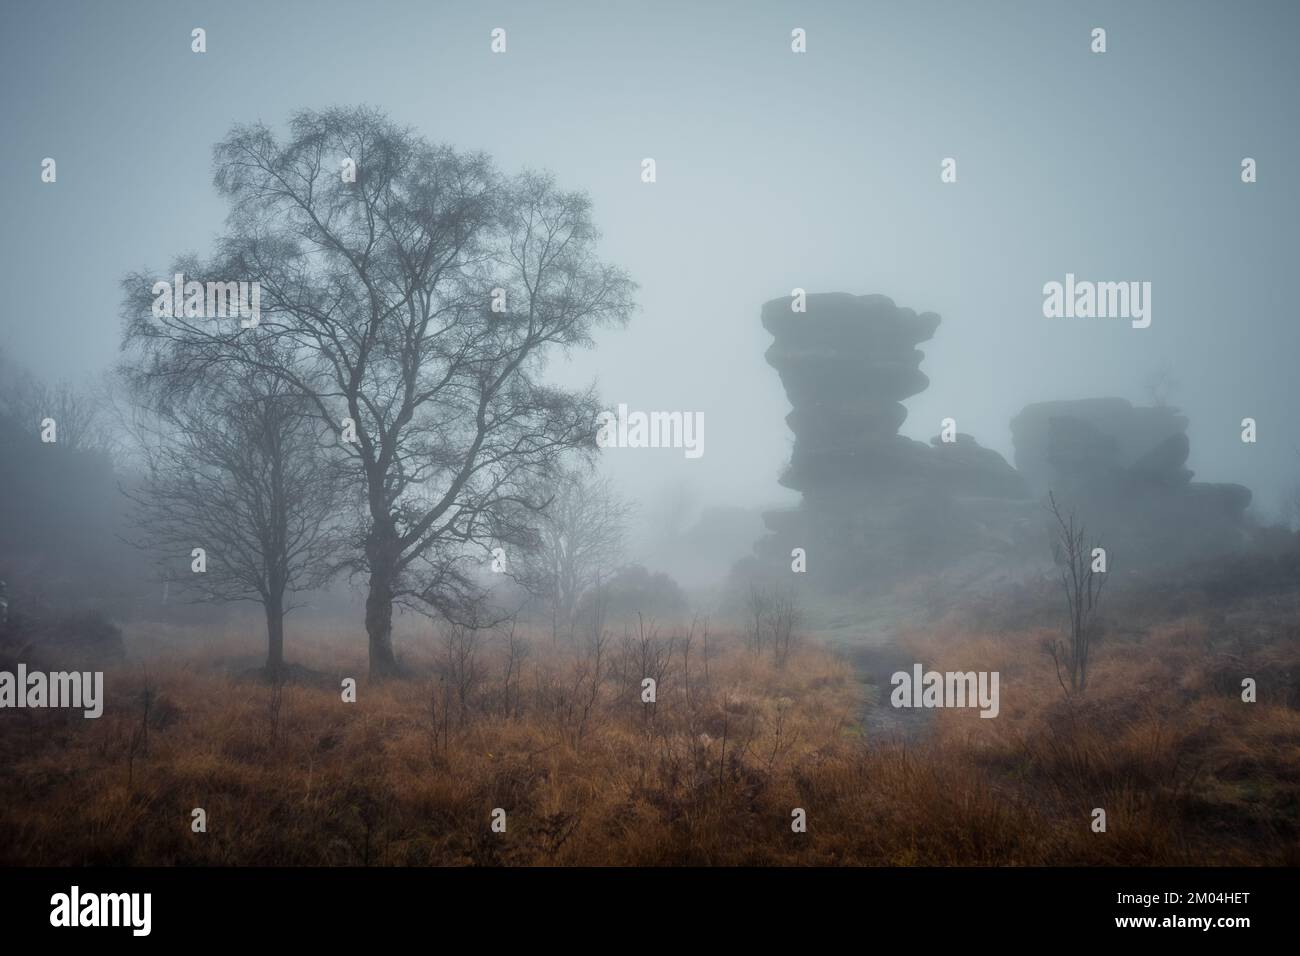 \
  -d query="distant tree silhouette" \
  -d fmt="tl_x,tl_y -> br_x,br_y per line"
0,349 -> 109,456
516,468 -> 634,641
0,351 -> 134,613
